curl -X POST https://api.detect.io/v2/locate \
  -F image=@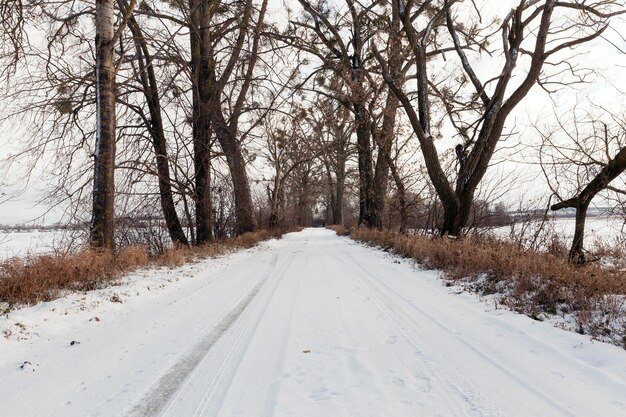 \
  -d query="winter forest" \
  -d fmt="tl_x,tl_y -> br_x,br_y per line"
1,2 -> 626,416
